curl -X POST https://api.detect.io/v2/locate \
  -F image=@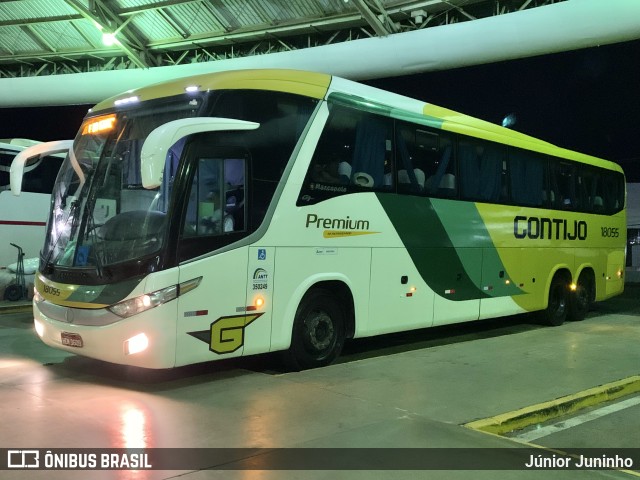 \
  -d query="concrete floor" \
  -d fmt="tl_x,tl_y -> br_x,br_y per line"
0,286 -> 639,480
